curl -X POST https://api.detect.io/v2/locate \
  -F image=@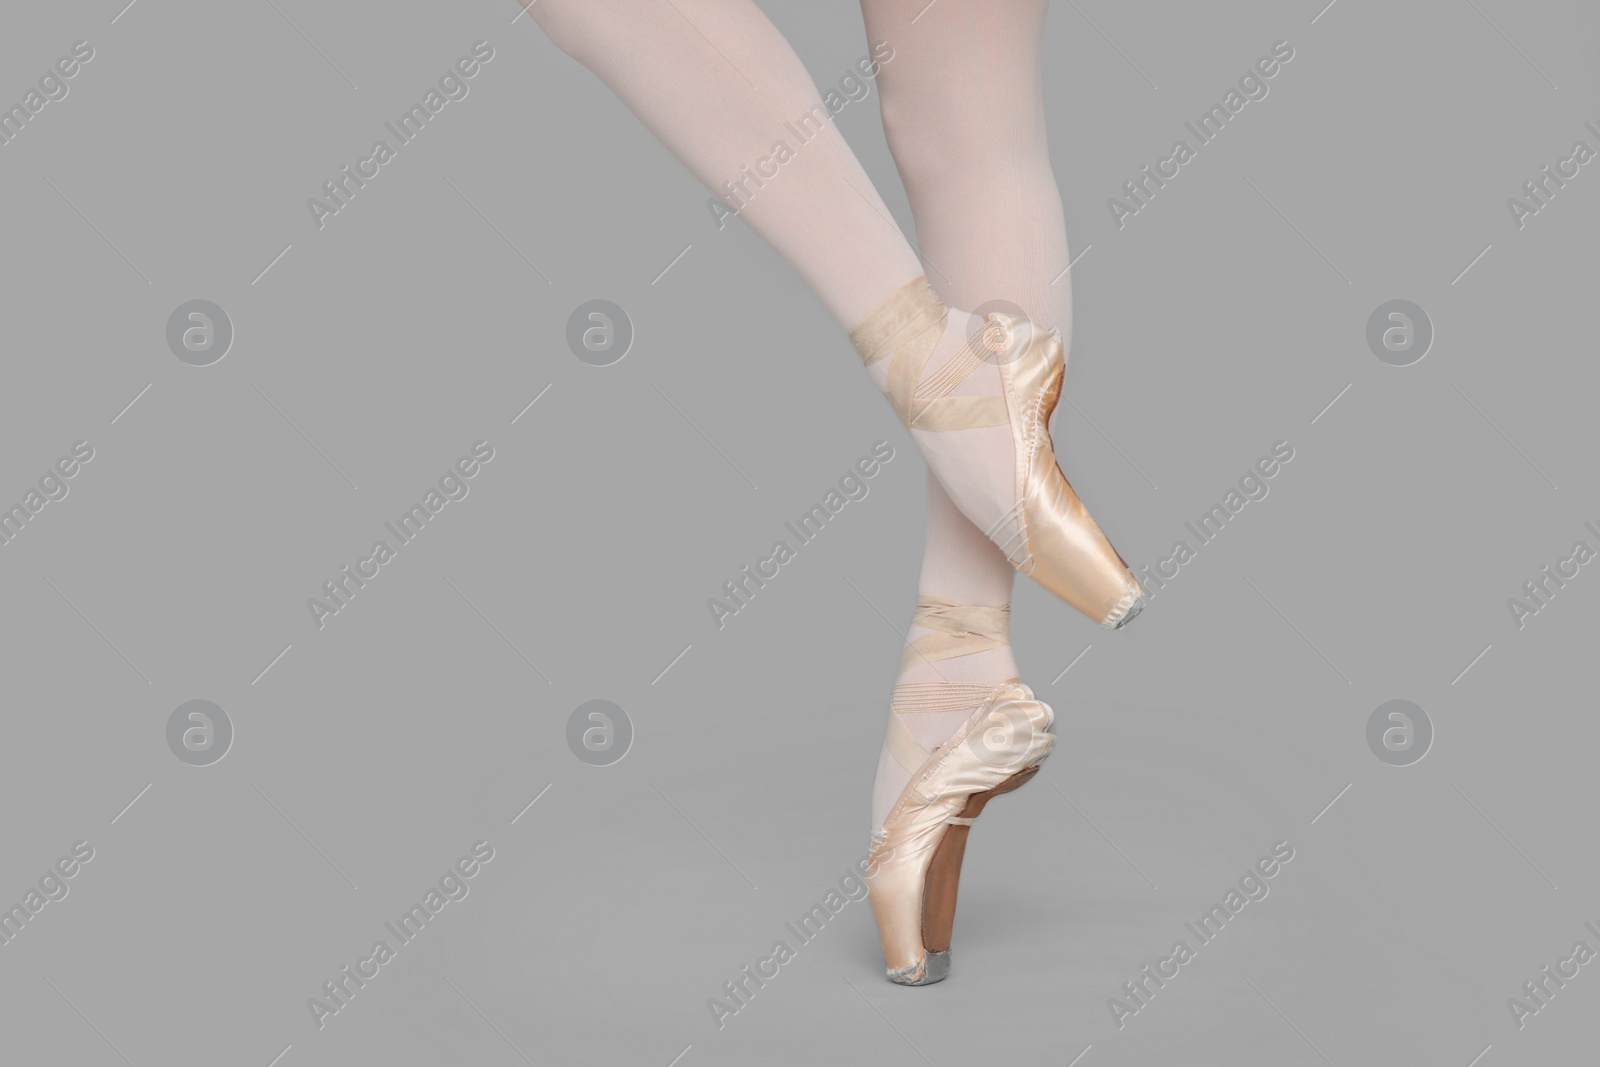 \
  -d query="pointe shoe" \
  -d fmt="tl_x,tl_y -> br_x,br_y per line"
867,680 -> 1055,985
852,276 -> 1146,630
